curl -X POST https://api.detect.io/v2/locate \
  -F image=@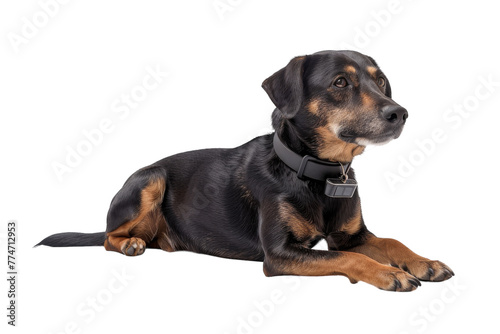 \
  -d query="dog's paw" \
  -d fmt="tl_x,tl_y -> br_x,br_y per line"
365,266 -> 421,292
121,237 -> 146,256
403,260 -> 454,282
